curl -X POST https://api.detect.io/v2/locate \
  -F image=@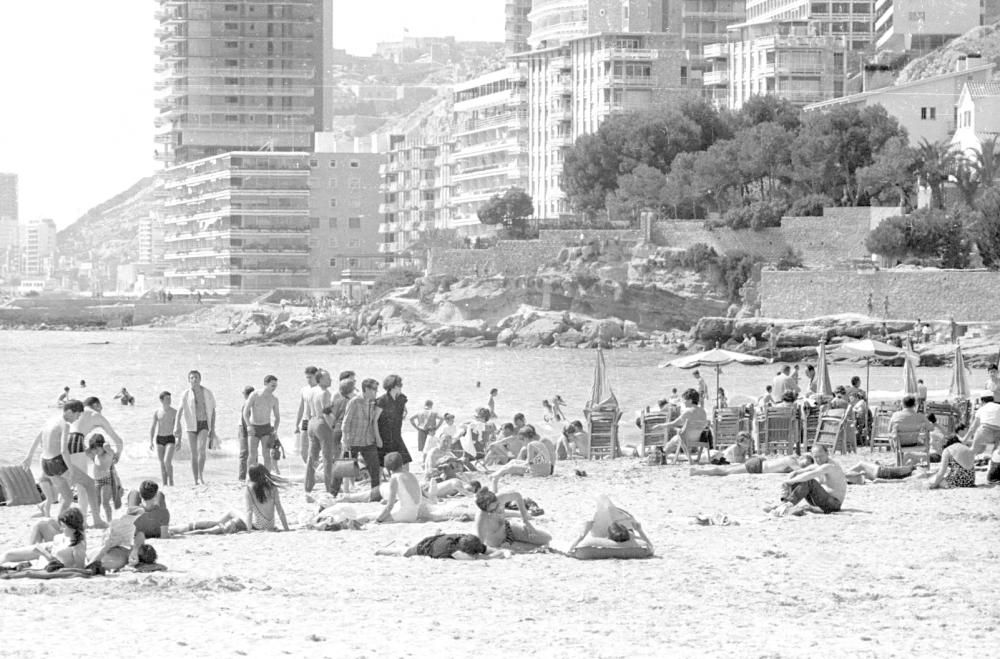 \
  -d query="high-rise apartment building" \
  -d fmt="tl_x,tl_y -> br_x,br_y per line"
307,151 -> 383,292
138,213 -> 166,267
516,2 -> 689,218
154,0 -> 331,166
0,173 -> 18,275
506,0 -> 533,55
744,0 -> 873,52
451,68 -> 529,225
680,0 -> 747,65
21,219 -> 57,277
161,152 -> 311,293
874,0 -> 983,53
